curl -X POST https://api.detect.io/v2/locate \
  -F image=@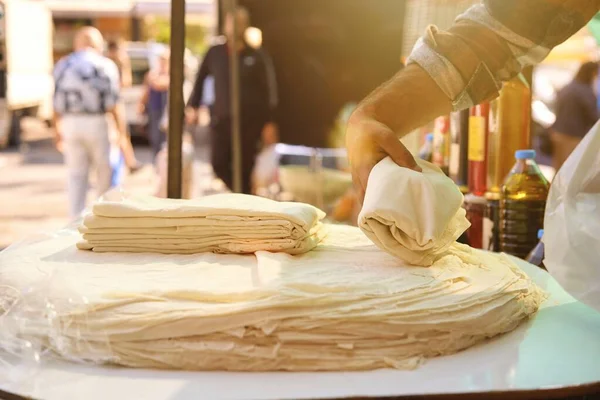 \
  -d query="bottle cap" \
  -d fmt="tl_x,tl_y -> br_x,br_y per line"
485,191 -> 501,201
515,149 -> 536,160
538,229 -> 544,240
425,133 -> 434,142
464,193 -> 487,205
